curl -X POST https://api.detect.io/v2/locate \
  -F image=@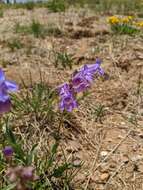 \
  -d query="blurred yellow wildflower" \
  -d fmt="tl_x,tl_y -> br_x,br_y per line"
128,16 -> 133,20
108,16 -> 120,24
121,16 -> 133,24
136,21 -> 143,27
